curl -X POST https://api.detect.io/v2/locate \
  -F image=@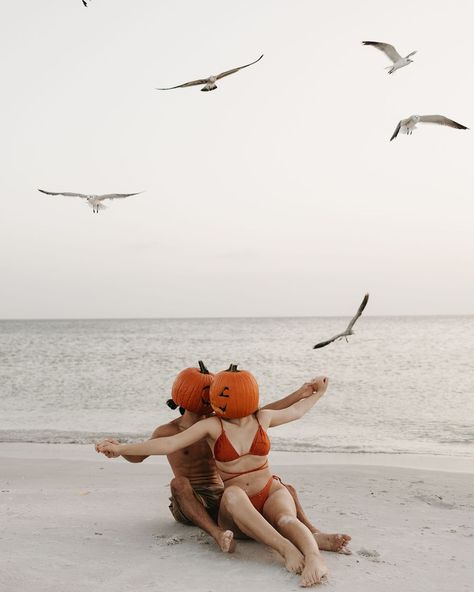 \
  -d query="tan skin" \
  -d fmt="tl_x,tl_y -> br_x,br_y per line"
98,377 -> 350,586
96,383 -> 351,555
